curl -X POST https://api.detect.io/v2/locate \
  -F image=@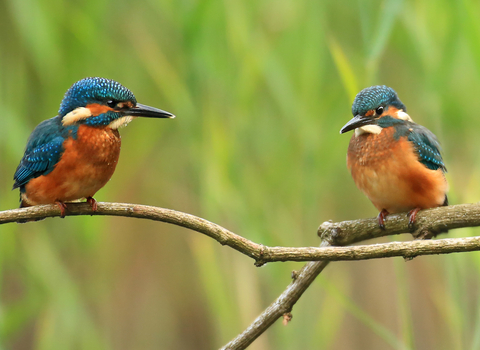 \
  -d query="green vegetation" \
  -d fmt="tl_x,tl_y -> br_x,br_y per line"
1,0 -> 480,349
